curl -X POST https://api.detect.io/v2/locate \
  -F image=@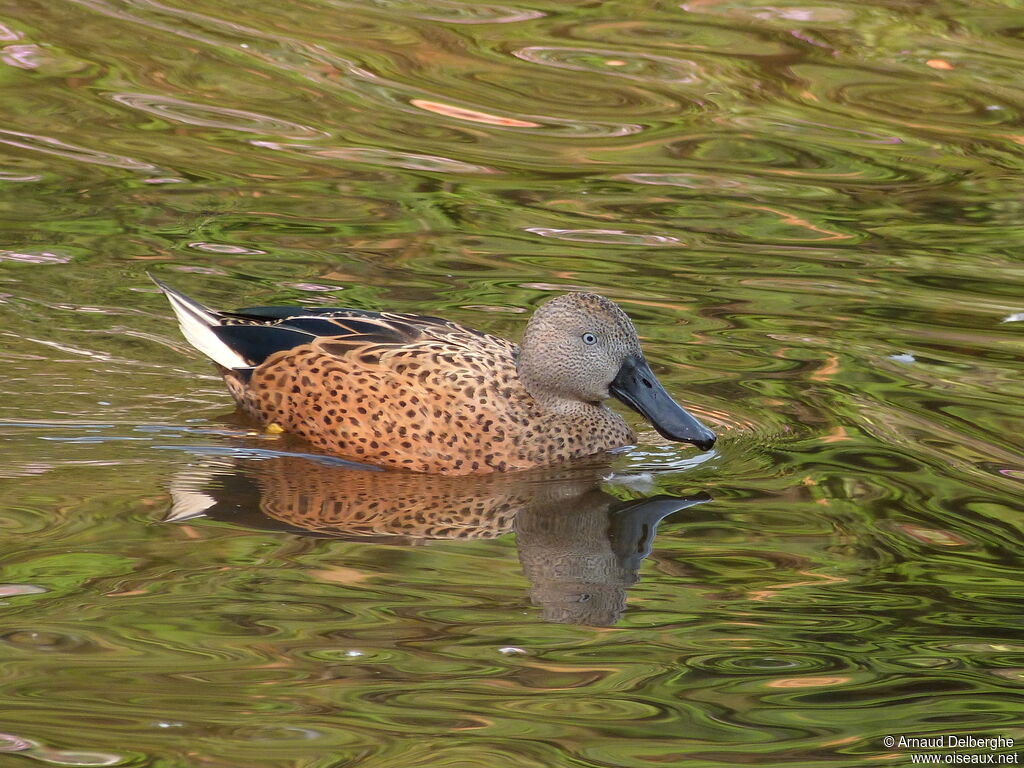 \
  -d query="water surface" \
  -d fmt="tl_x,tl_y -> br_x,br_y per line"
1,0 -> 1022,766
